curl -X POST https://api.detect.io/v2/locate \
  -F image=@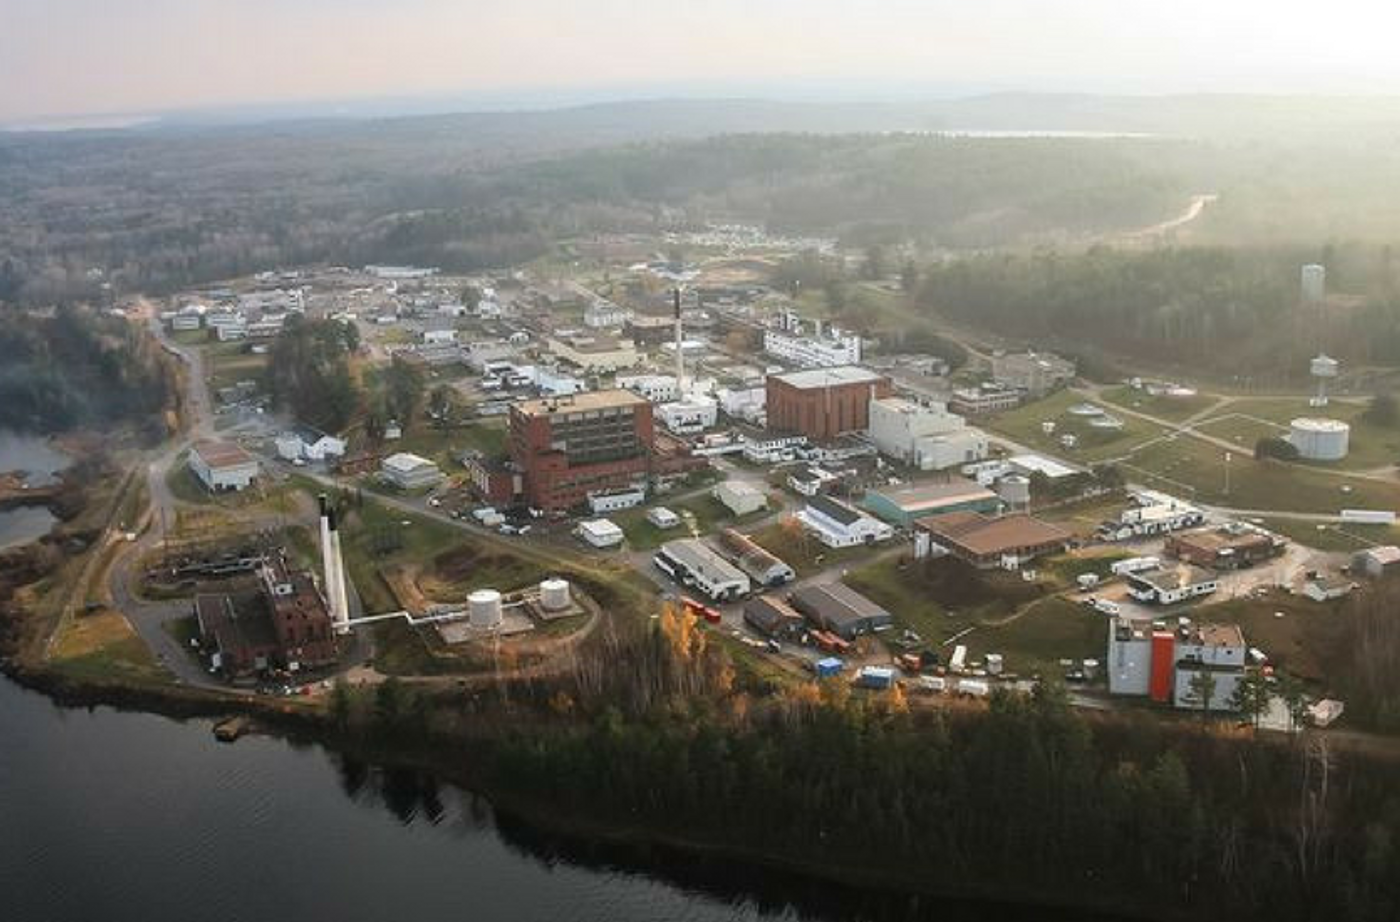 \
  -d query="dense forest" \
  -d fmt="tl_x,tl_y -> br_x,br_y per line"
0,307 -> 177,437
322,601 -> 1400,922
7,96 -> 1400,307
917,243 -> 1400,380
